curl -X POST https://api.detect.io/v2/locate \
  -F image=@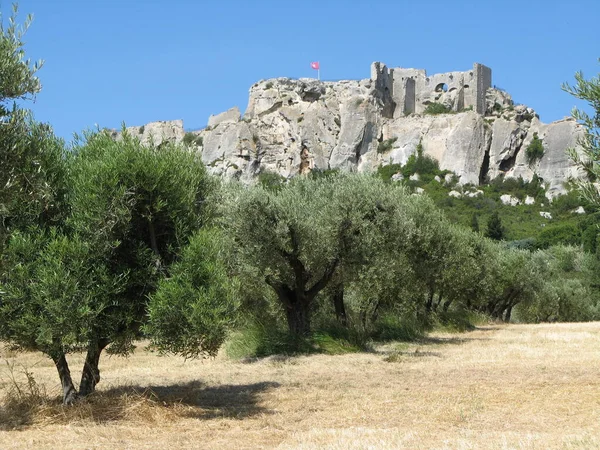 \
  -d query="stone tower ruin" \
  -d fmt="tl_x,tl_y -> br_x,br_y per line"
371,62 -> 492,118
